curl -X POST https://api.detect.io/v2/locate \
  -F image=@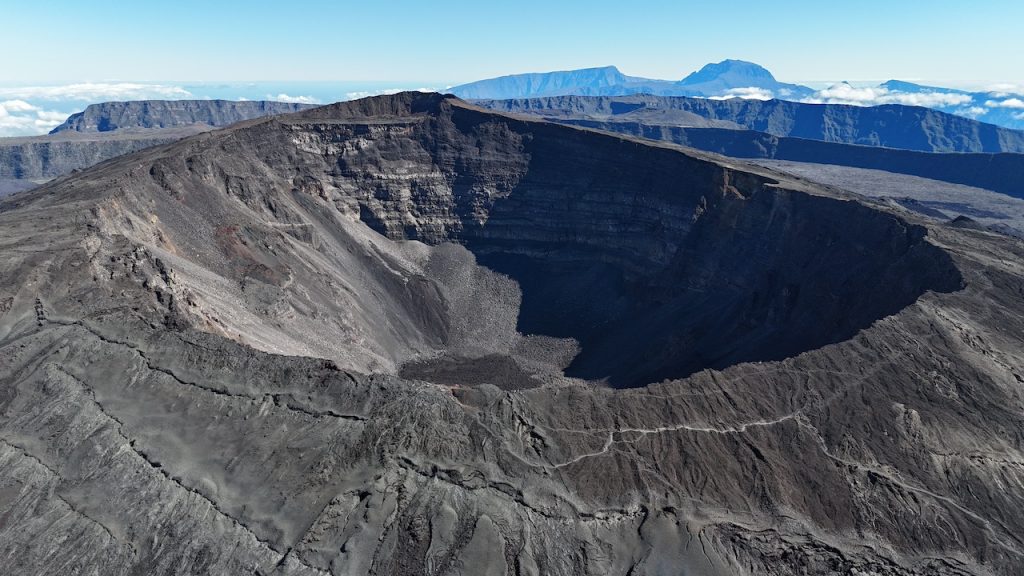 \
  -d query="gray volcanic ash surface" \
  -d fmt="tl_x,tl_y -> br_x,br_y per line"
1,92 -> 1023,575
